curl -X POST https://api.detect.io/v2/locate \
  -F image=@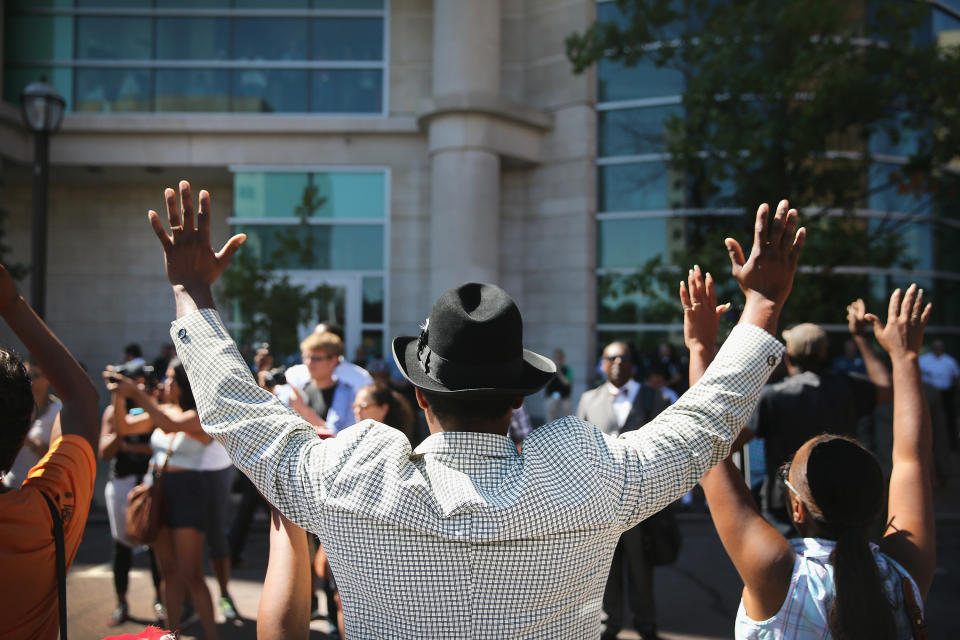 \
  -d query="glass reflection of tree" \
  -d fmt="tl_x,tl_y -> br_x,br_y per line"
223,183 -> 346,360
